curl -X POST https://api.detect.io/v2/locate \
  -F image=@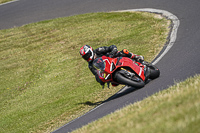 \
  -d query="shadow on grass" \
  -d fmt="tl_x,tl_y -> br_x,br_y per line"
78,86 -> 140,106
